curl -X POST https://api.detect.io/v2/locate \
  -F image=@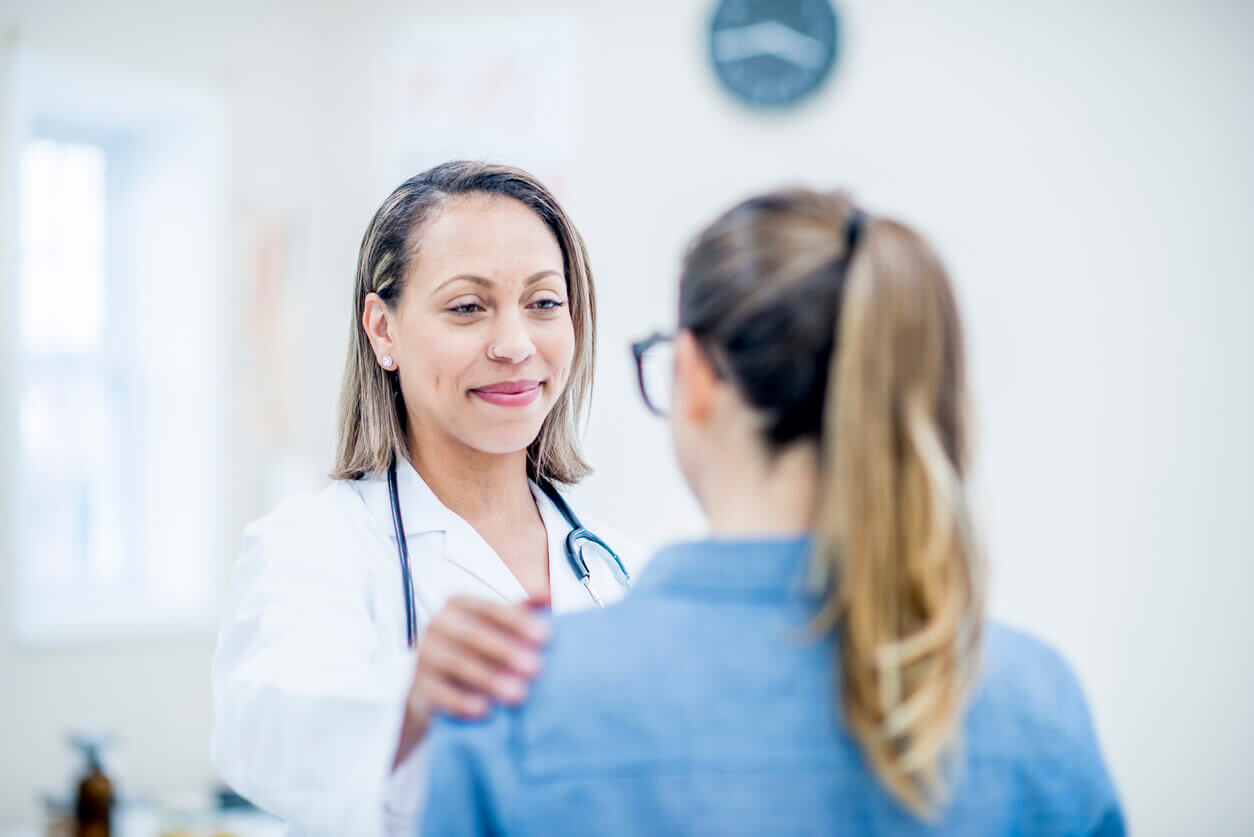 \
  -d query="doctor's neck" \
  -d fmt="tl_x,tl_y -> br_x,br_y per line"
405,427 -> 537,526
